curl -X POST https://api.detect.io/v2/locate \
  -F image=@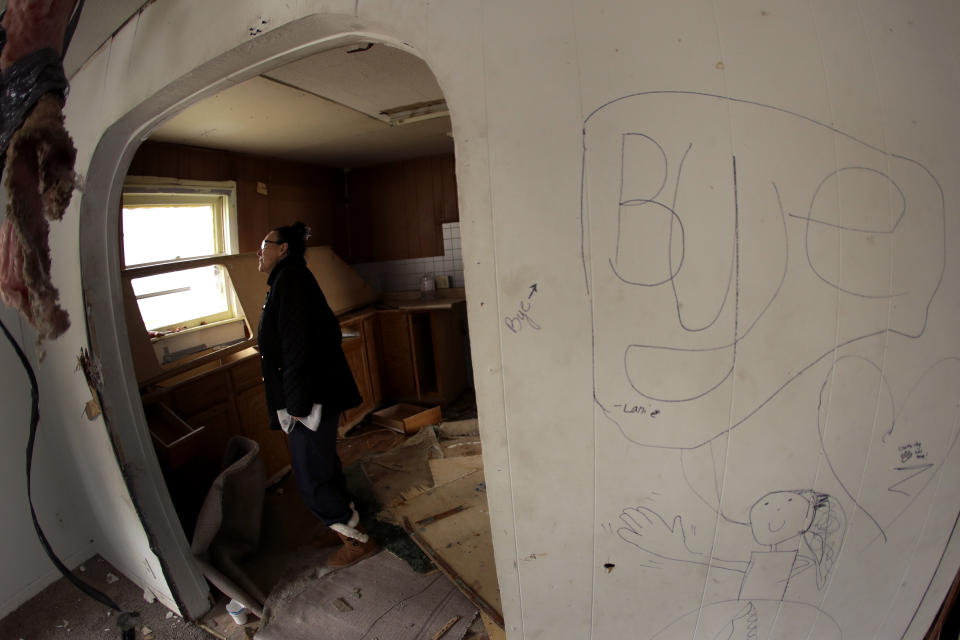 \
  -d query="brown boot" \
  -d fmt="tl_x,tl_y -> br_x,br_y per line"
327,524 -> 379,568
309,525 -> 342,548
